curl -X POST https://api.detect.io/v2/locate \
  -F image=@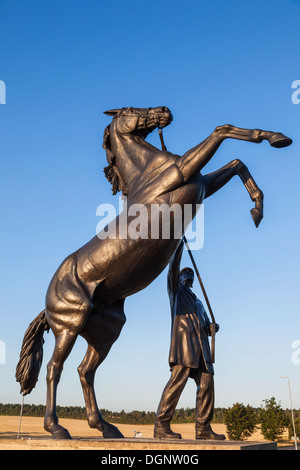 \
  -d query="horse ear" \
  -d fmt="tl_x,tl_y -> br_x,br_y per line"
103,109 -> 121,116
